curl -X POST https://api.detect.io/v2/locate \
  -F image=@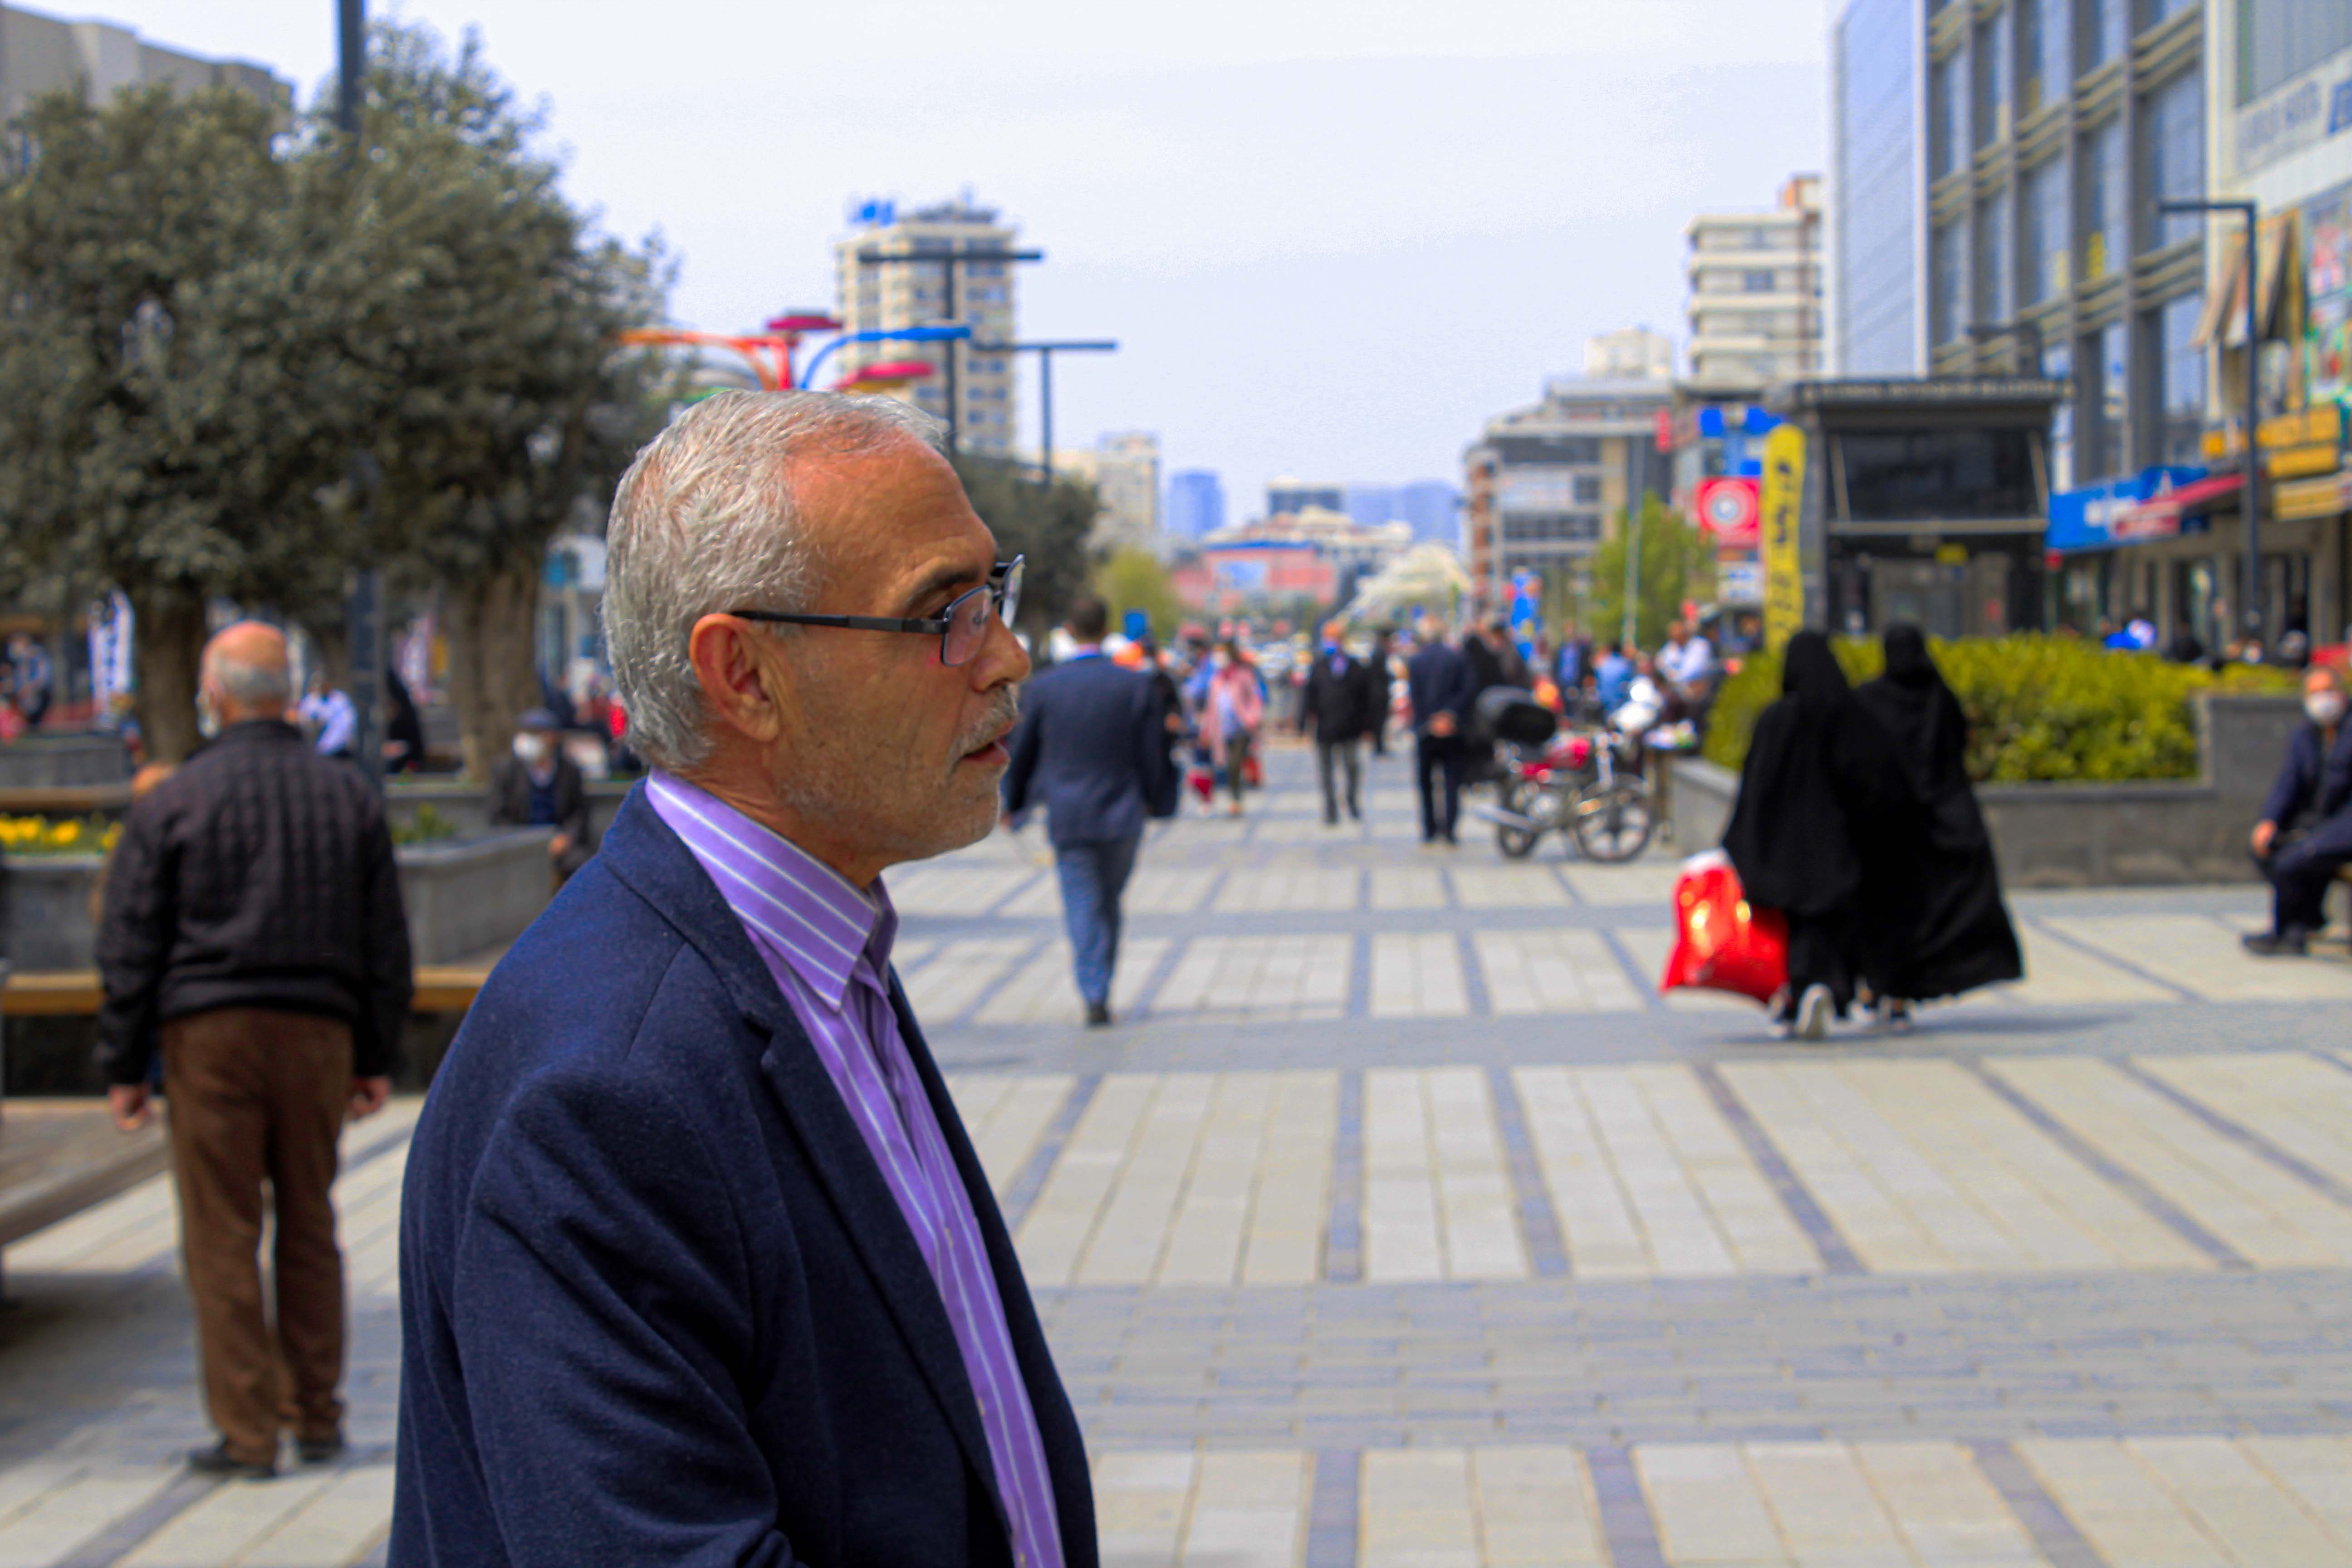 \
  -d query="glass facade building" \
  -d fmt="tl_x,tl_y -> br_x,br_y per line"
1833,0 -> 1924,373
1166,470 -> 1225,542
